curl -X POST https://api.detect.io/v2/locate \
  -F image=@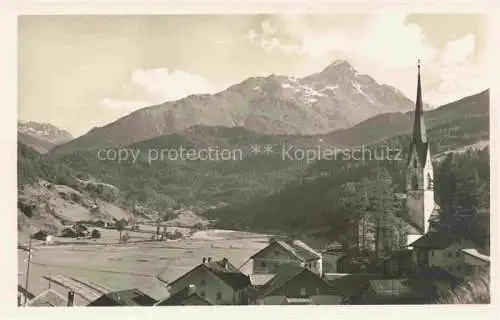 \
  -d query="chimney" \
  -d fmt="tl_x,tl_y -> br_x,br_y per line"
222,257 -> 228,269
17,293 -> 22,306
202,257 -> 206,263
207,257 -> 212,262
187,284 -> 196,295
67,291 -> 75,306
